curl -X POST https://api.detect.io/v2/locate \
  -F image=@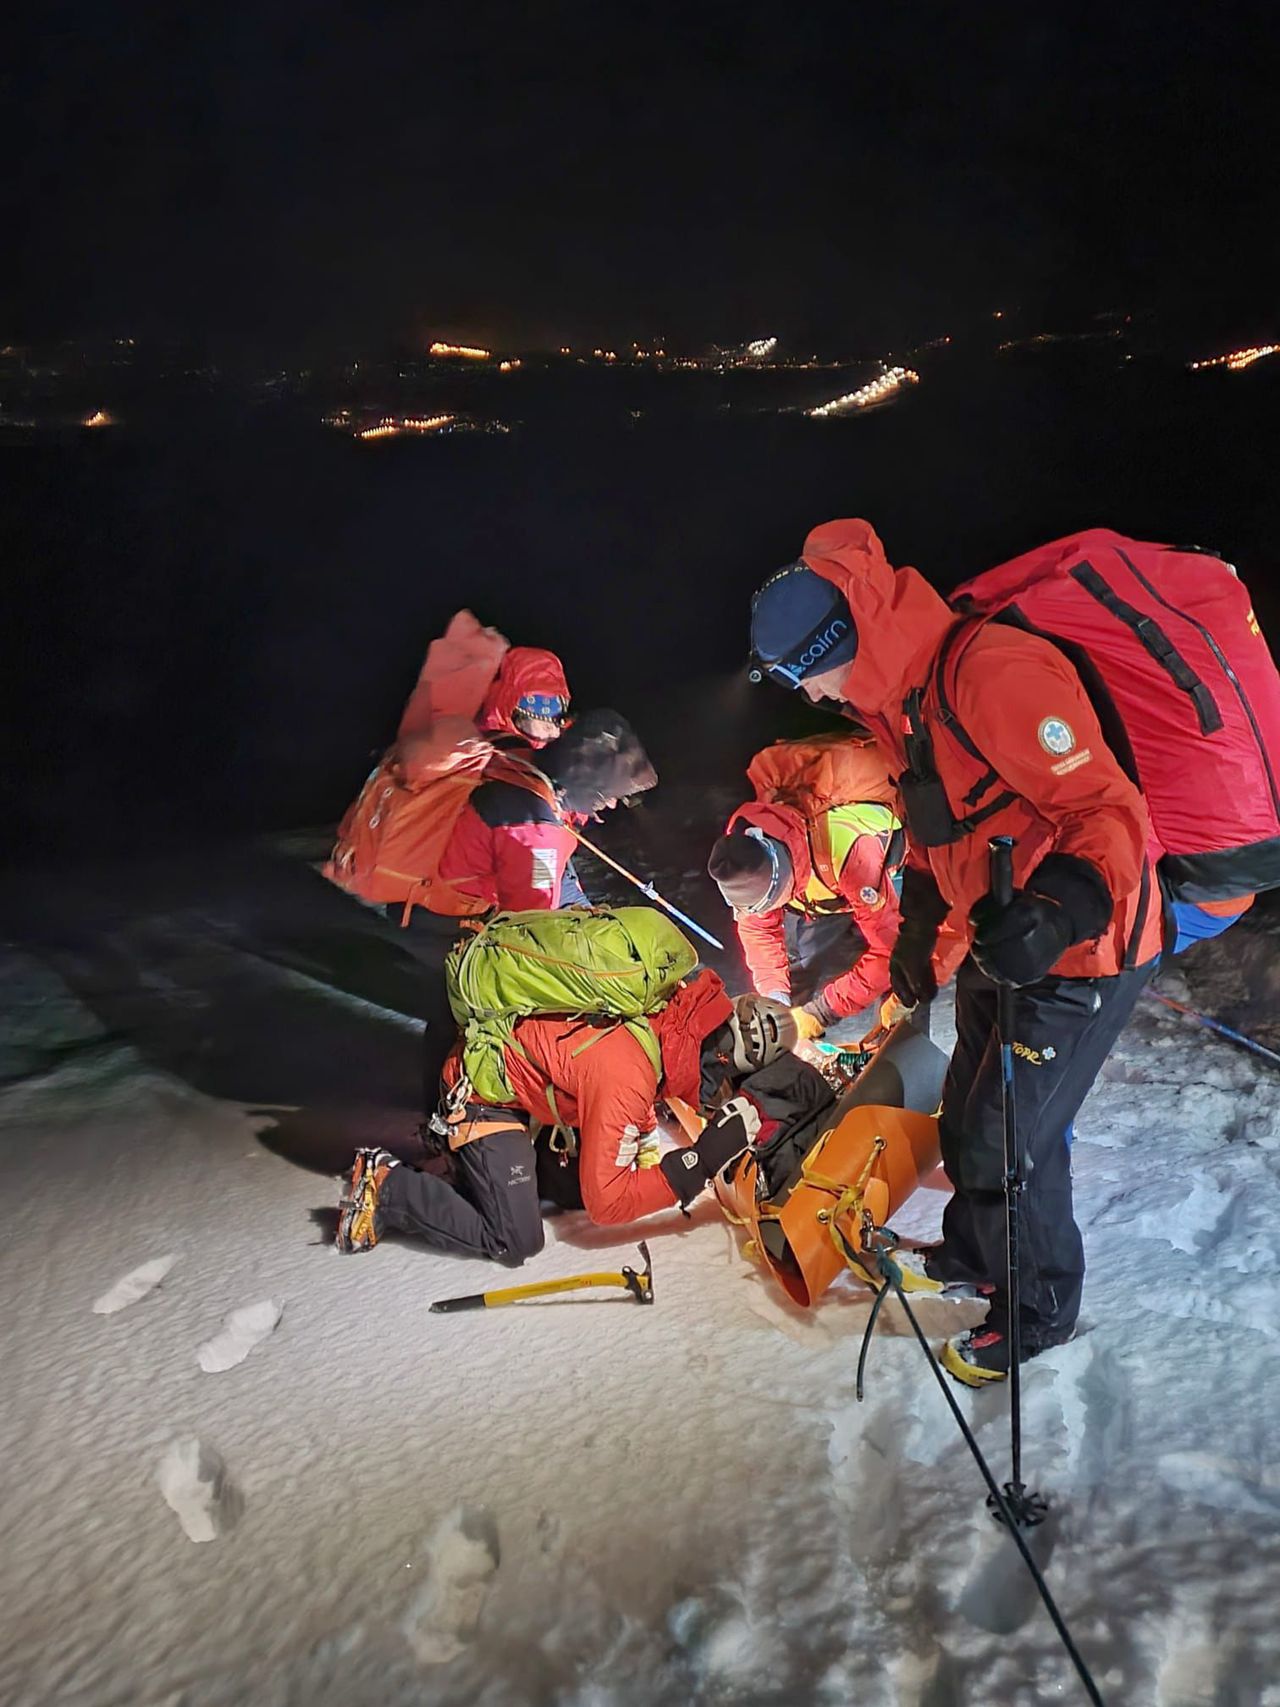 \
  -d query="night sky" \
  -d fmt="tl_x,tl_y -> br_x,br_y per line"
8,2 -> 1280,353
